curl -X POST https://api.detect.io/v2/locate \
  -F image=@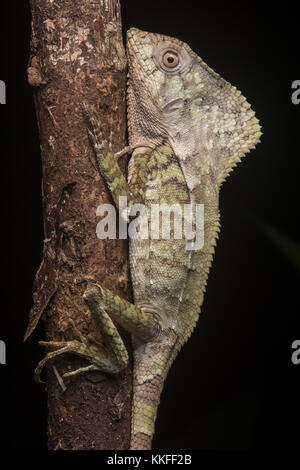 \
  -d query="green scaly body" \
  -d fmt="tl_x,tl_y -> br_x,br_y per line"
129,144 -> 220,448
